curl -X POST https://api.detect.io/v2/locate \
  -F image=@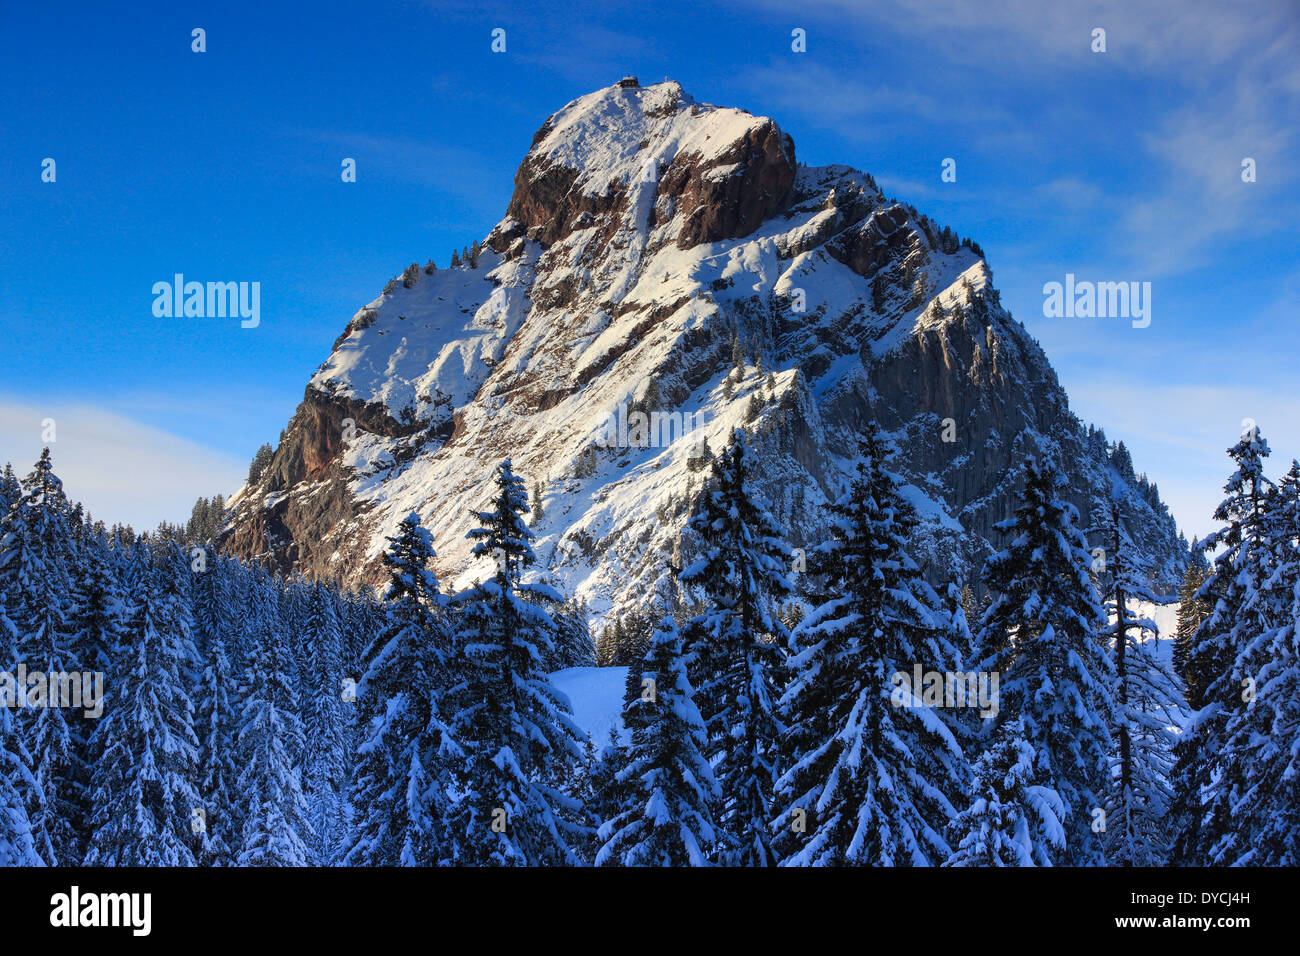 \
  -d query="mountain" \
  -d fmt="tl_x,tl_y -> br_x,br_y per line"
223,79 -> 1190,621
